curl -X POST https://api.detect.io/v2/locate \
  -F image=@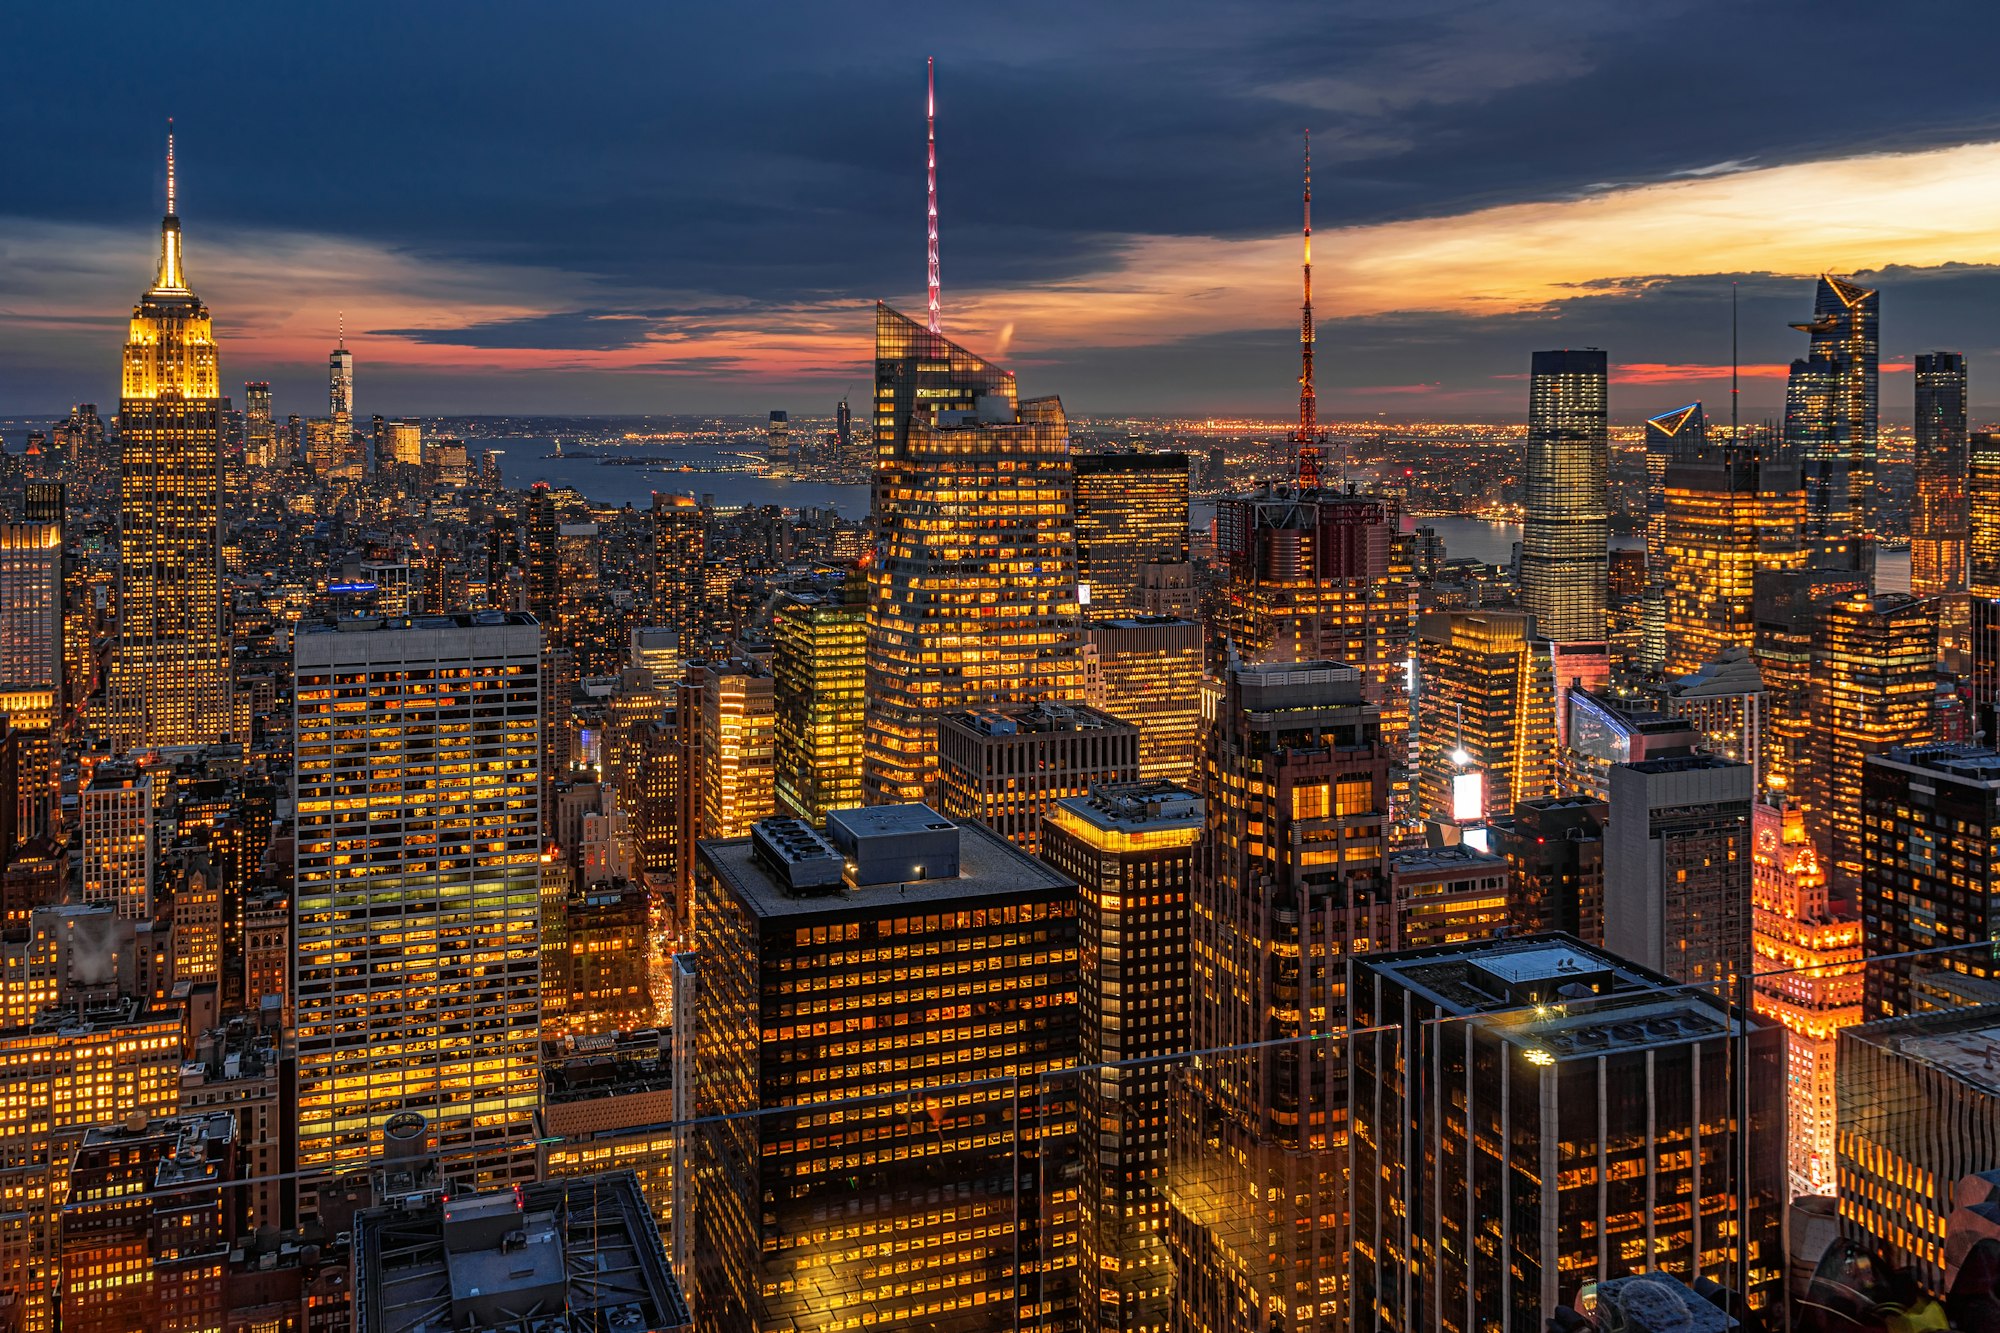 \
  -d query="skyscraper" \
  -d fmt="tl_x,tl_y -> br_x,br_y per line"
1489,794 -> 1607,943
328,327 -> 354,422
1605,753 -> 1755,992
651,492 -> 707,653
1659,442 -> 1807,677
522,483 -> 560,623
936,702 -> 1140,855
1215,486 -> 1411,750
0,520 -> 61,839
863,304 -> 1083,804
1912,351 -> 1970,601
292,614 -> 543,1212
1974,431 -> 2000,742
1349,936 -> 1783,1331
772,580 -> 866,822
103,128 -> 232,750
1520,349 -> 1609,644
1414,609 -> 1557,825
79,767 -> 153,921
1641,401 -> 1704,675
1858,745 -> 2000,1019
699,660 -> 776,840
1074,451 -> 1191,617
1809,593 -> 1937,893
1170,660 -> 1390,1333
1040,782 -> 1200,1333
1792,273 -> 1881,544
242,380 -> 275,467
1749,794 -> 1860,1198
1084,615 -> 1203,784
693,807 -> 1080,1333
